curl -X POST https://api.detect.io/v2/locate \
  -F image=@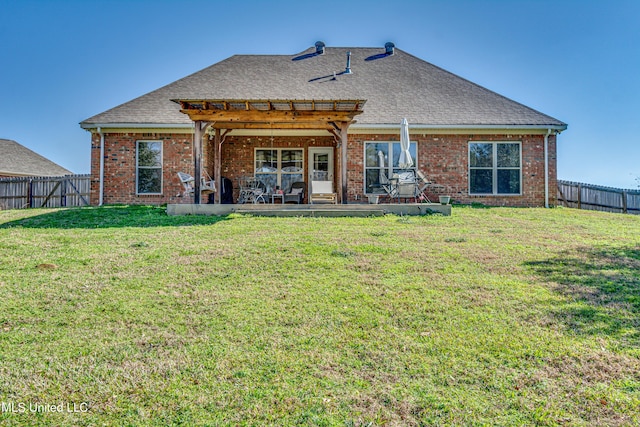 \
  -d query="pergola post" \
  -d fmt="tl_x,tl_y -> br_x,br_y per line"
214,128 -> 222,204
193,121 -> 203,204
339,121 -> 349,204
